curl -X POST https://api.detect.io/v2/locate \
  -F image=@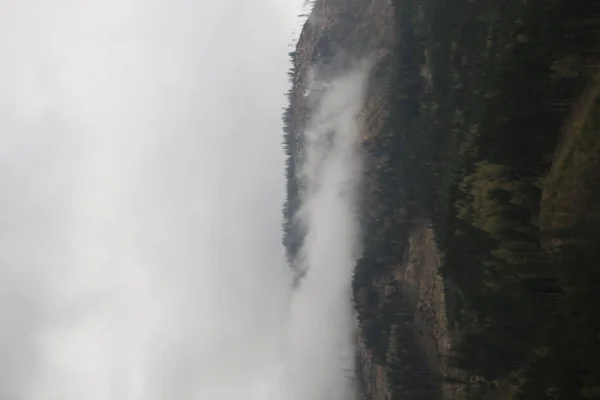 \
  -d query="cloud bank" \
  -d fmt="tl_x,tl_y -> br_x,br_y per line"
278,61 -> 371,400
0,1 -> 370,399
